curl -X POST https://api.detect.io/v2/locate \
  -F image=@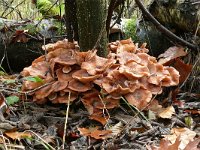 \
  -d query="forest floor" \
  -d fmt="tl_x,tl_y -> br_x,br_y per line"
0,41 -> 199,150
